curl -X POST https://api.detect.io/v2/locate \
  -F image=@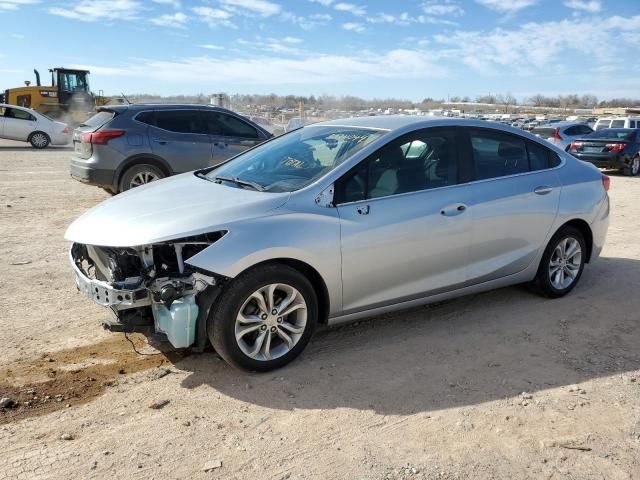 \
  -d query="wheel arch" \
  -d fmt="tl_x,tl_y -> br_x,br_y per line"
234,258 -> 331,325
557,218 -> 593,263
113,154 -> 173,191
